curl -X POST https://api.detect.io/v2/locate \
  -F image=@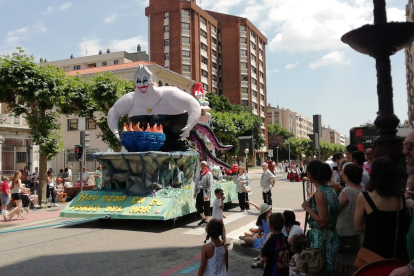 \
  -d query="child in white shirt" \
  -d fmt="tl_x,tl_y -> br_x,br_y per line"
207,188 -> 229,246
